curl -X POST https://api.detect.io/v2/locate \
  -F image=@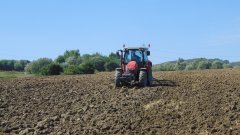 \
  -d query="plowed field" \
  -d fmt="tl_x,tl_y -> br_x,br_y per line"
1,69 -> 240,135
